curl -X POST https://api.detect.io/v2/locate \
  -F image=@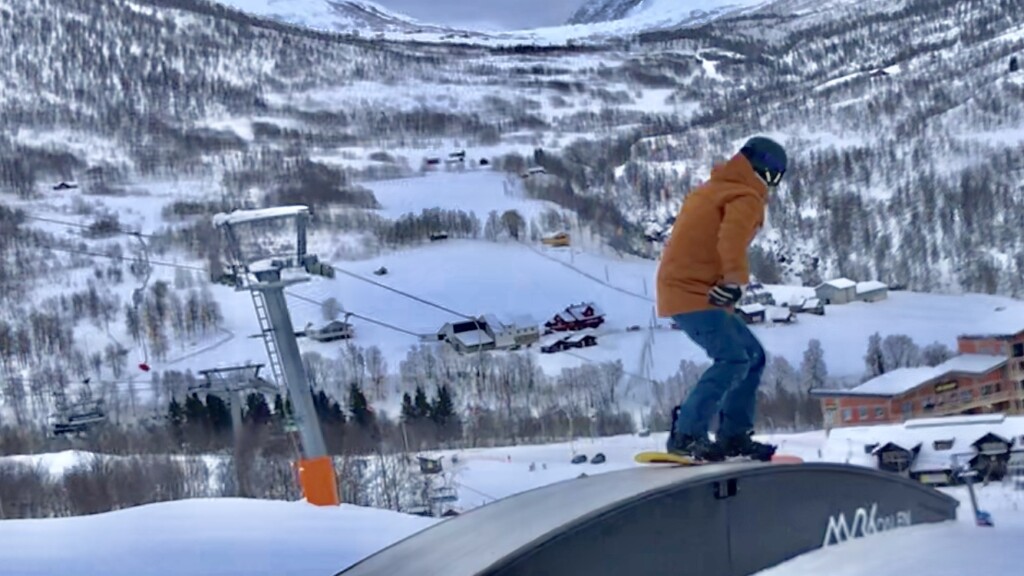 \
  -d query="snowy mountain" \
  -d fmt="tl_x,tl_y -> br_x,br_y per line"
566,0 -> 763,27
5,0 -> 1023,296
567,0 -> 644,24
212,0 -> 458,35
